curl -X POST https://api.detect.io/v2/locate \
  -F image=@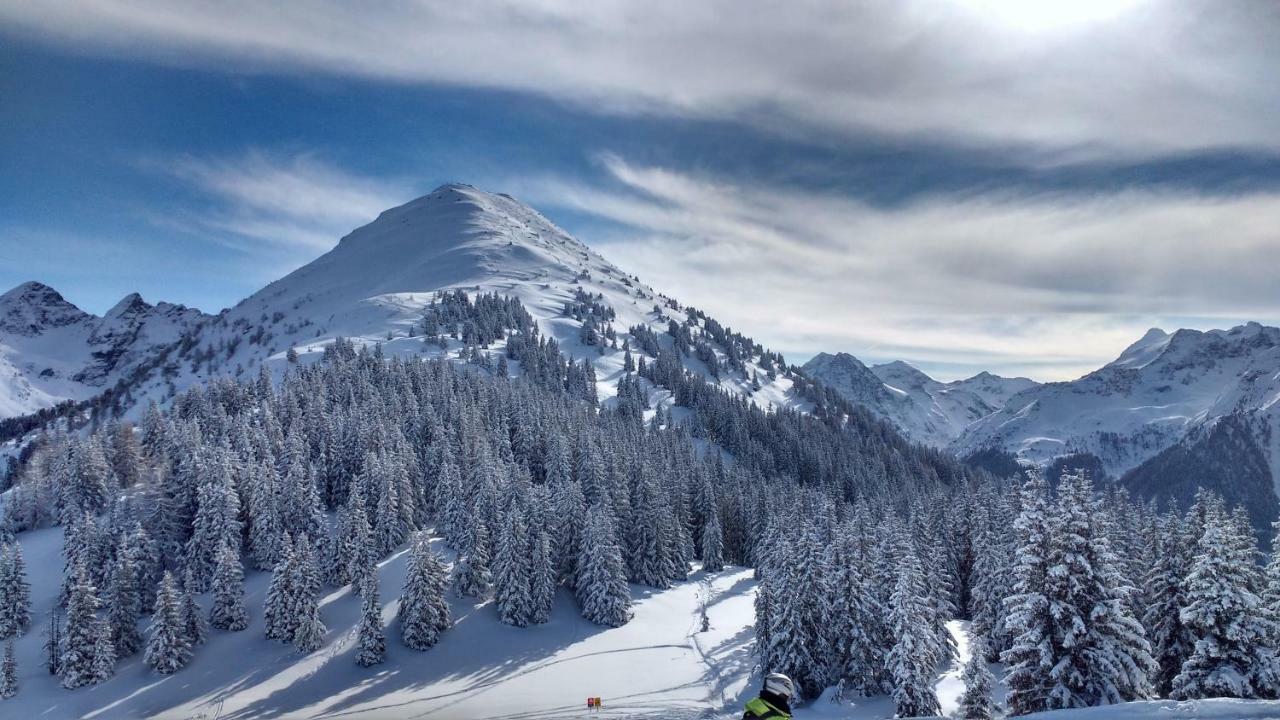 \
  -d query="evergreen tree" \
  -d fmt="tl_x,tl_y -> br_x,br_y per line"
700,503 -> 725,573
145,572 -> 191,675
887,551 -> 941,718
210,540 -> 248,631
355,575 -> 386,667
493,507 -> 534,627
0,637 -> 15,699
575,505 -> 631,628
1171,510 -> 1280,699
452,524 -> 493,599
90,619 -> 116,684
826,532 -> 883,696
765,523 -> 828,700
59,563 -> 100,689
43,609 -> 62,676
180,568 -> 208,647
958,640 -> 996,720
104,535 -> 144,657
1042,474 -> 1154,708
291,536 -> 326,653
1002,474 -> 1055,716
0,542 -> 33,639
1144,513 -> 1196,696
399,533 -> 450,650
530,530 -> 556,625
263,533 -> 297,642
